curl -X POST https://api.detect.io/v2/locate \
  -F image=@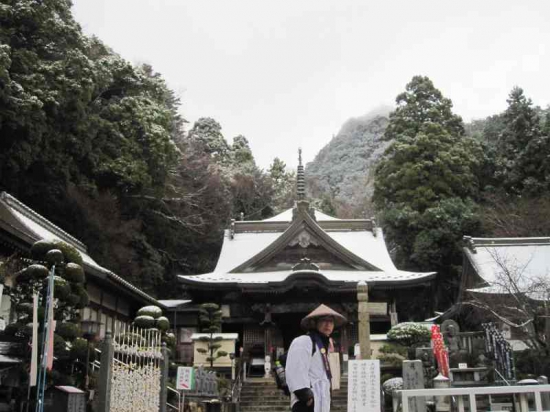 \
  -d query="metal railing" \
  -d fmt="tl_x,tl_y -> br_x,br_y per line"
399,384 -> 550,412
167,386 -> 183,412
230,358 -> 245,403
